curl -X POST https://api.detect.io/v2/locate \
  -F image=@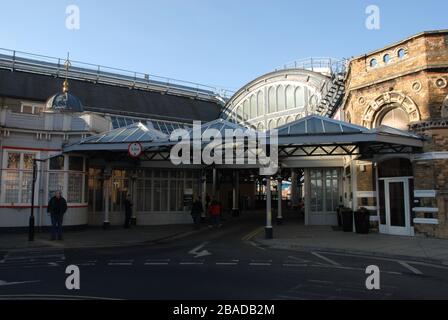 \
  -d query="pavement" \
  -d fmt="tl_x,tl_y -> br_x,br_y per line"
253,221 -> 448,265
0,224 -> 204,251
